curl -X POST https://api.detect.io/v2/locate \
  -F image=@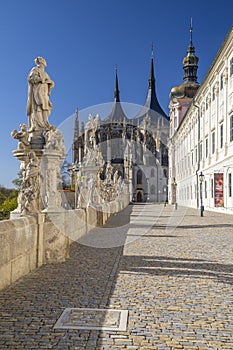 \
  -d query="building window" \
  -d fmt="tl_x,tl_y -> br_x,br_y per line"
230,115 -> 233,142
229,173 -> 232,197
212,131 -> 215,154
230,57 -> 233,77
206,97 -> 208,110
199,142 -> 202,161
212,86 -> 215,101
137,169 -> 142,184
205,138 -> 208,158
211,179 -> 214,198
220,124 -> 223,148
191,151 -> 194,166
220,73 -> 223,90
151,169 -> 155,177
205,181 -> 207,198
